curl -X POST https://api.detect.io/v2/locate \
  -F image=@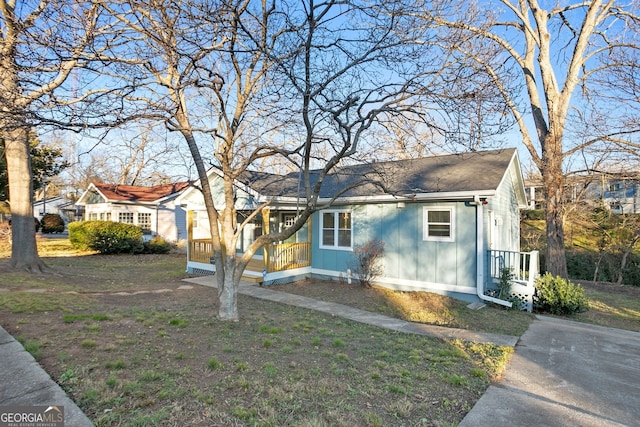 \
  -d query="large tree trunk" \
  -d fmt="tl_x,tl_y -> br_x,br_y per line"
217,254 -> 241,322
542,139 -> 568,278
4,125 -> 45,272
